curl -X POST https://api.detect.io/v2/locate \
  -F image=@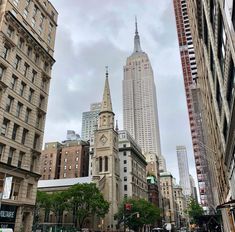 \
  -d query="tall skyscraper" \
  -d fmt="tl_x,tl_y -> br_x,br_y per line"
187,0 -> 235,229
123,19 -> 161,157
173,0 -> 214,211
0,0 -> 57,230
81,102 -> 101,141
176,146 -> 191,197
